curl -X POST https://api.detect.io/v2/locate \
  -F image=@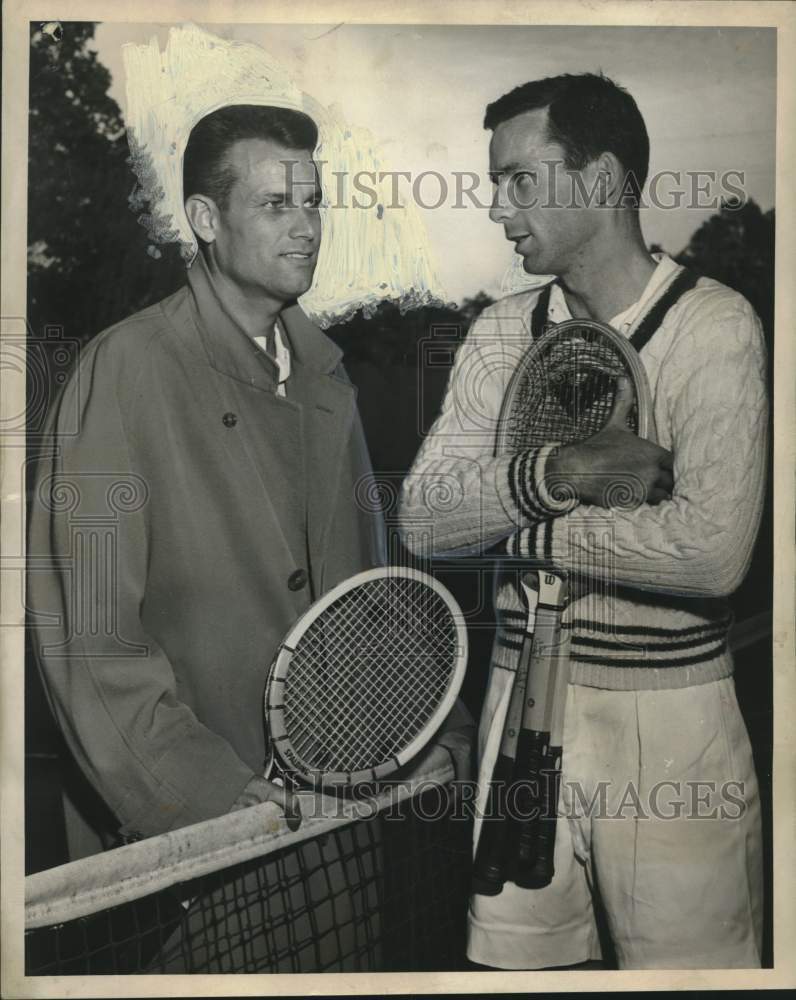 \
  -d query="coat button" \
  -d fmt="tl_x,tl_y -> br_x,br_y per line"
222,412 -> 237,427
288,569 -> 308,591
